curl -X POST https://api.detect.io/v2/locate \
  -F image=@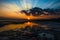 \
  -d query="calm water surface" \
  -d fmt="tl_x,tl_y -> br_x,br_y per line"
0,21 -> 60,32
